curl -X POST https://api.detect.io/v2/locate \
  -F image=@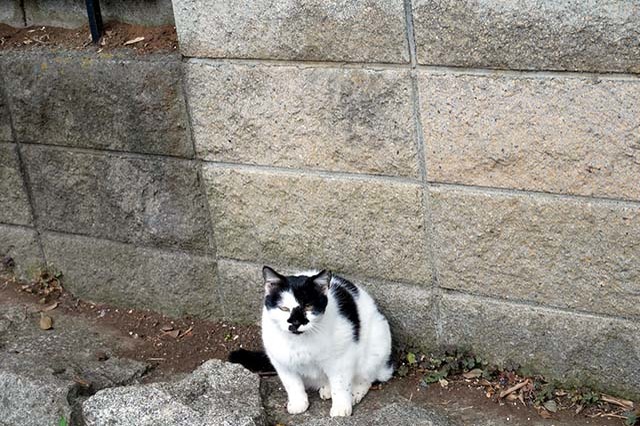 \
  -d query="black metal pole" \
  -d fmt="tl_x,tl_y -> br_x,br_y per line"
85,0 -> 104,44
